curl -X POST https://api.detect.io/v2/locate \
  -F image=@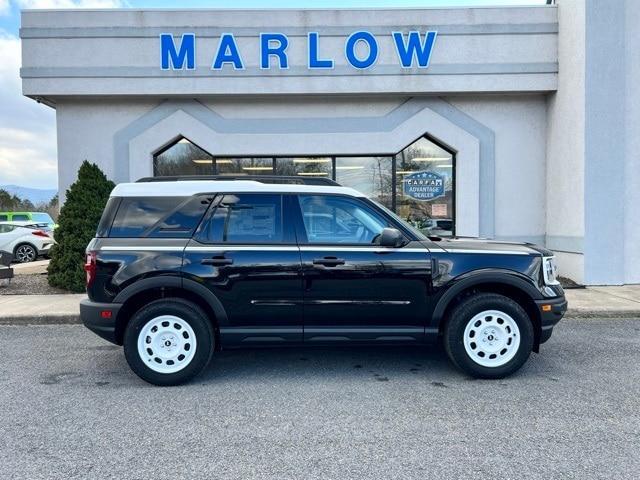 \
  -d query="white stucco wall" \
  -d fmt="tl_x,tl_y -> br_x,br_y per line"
55,93 -> 547,245
448,96 -> 547,244
545,0 -> 585,284
623,0 -> 640,284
